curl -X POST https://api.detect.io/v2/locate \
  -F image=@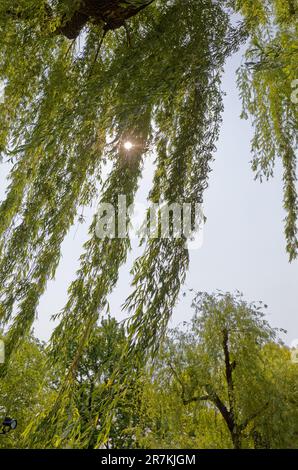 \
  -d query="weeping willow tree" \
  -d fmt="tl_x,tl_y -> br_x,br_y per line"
0,0 -> 297,447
